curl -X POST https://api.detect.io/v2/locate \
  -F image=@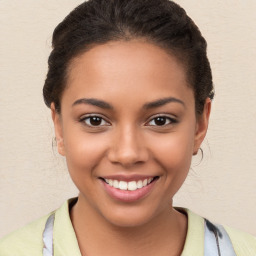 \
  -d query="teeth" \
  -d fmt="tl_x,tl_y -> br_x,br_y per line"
119,181 -> 128,190
104,177 -> 155,191
128,181 -> 137,191
113,180 -> 119,188
137,180 -> 143,189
